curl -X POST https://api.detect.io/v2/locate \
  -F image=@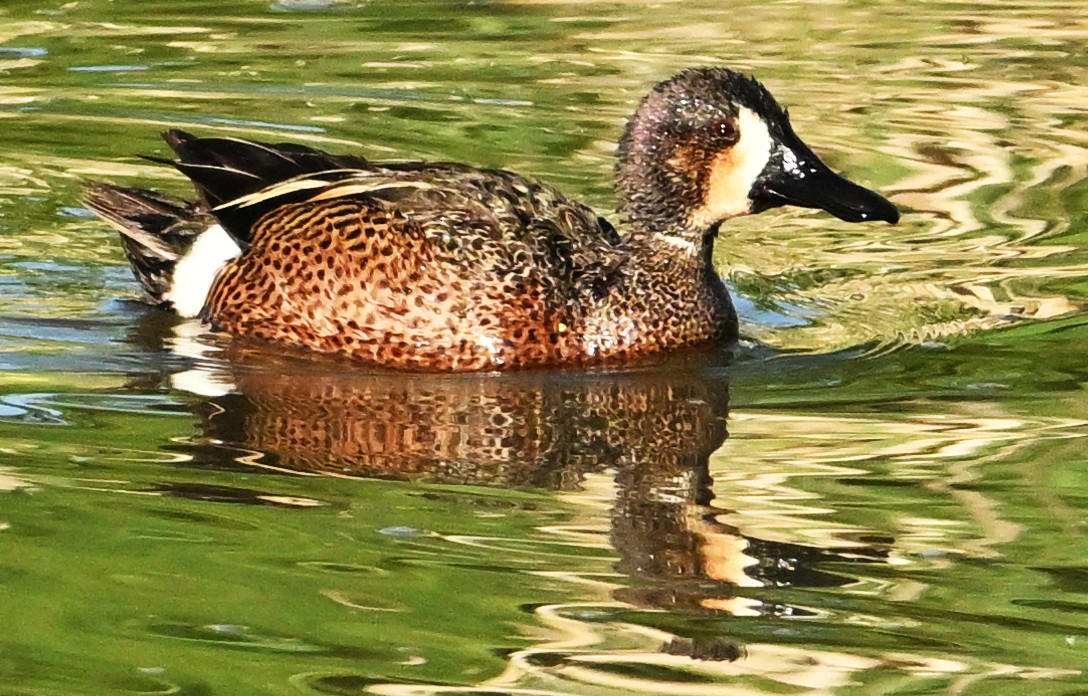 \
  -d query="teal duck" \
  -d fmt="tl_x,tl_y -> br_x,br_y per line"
86,67 -> 898,371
